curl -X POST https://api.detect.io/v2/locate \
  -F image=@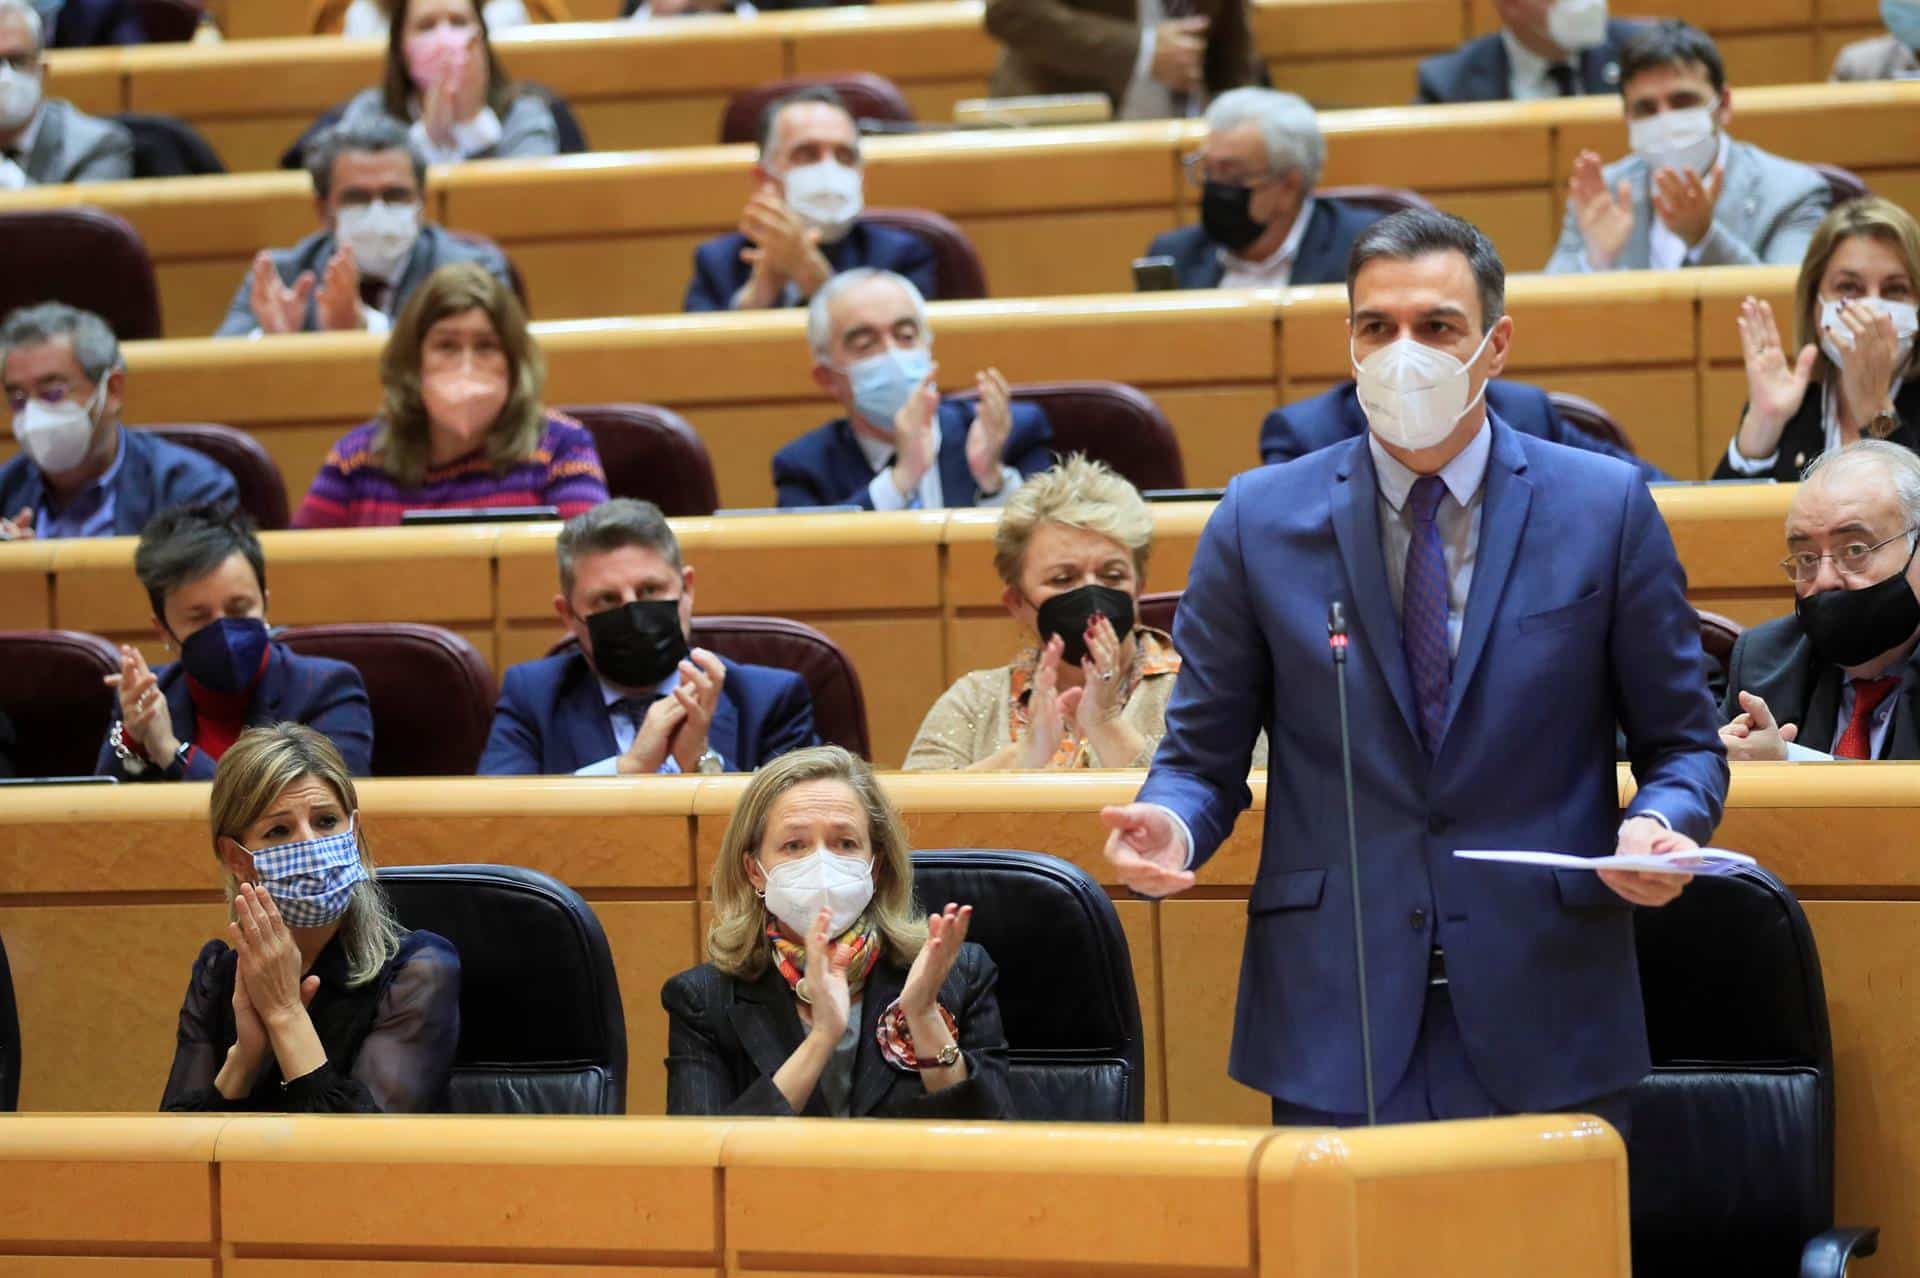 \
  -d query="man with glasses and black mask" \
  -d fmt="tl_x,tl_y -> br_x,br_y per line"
1722,440 -> 1920,762
480,499 -> 820,776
